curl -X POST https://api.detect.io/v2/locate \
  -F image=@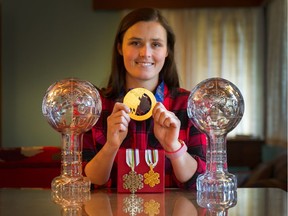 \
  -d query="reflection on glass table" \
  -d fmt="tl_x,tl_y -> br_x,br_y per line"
0,188 -> 286,216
